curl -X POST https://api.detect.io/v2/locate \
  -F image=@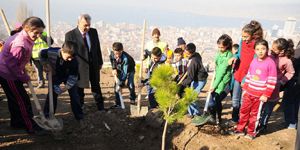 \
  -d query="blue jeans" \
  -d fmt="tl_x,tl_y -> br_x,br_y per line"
188,80 -> 207,116
33,59 -> 45,84
115,72 -> 136,105
44,80 -> 83,120
231,80 -> 242,122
